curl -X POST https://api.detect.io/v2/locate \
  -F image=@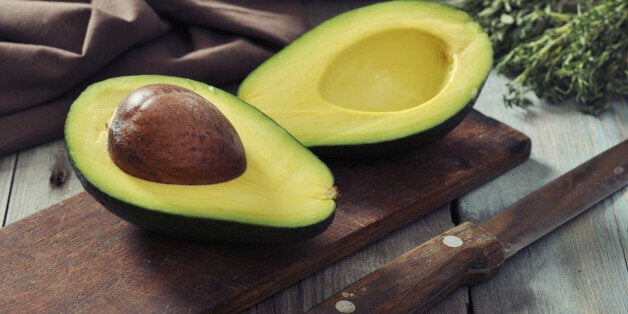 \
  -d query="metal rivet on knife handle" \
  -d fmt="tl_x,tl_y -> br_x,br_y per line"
442,235 -> 463,247
334,300 -> 356,313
